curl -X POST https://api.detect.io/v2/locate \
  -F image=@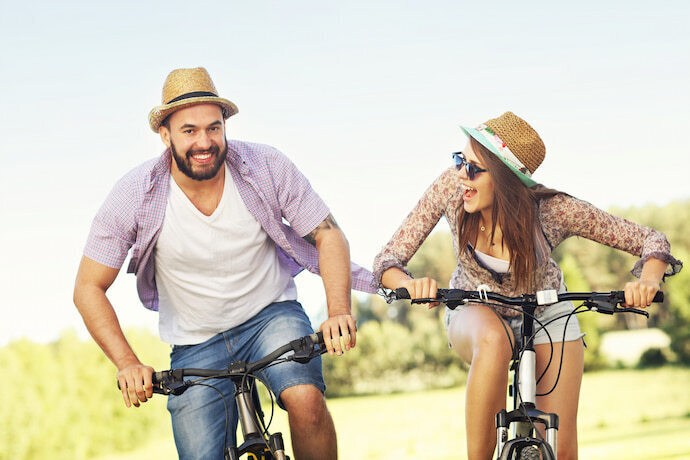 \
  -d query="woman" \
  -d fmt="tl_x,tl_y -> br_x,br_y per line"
372,112 -> 682,460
